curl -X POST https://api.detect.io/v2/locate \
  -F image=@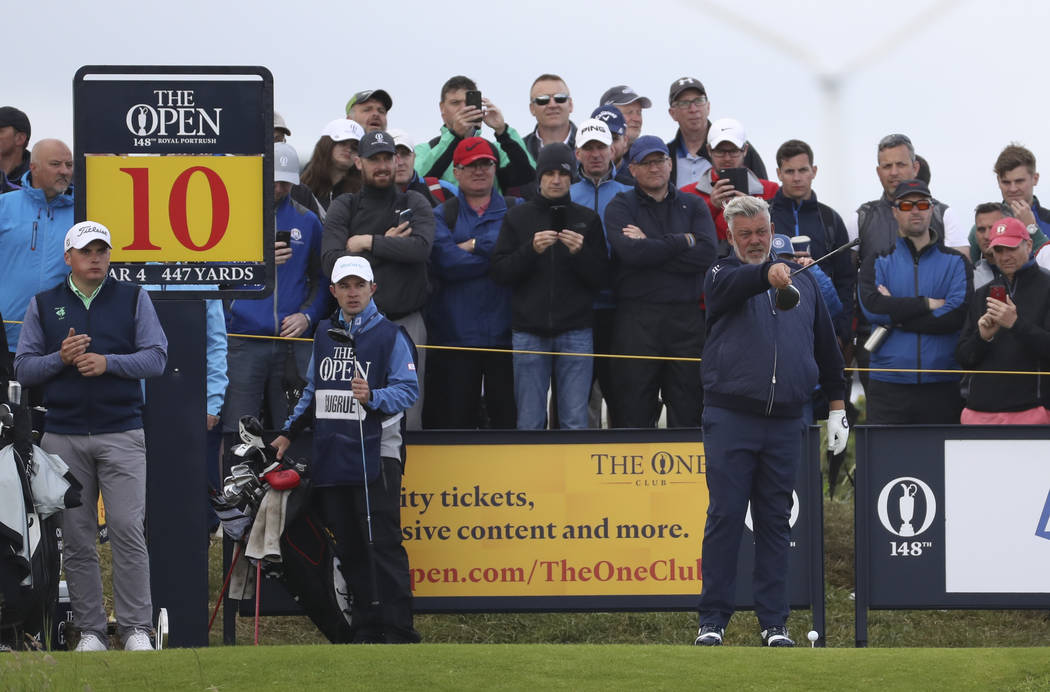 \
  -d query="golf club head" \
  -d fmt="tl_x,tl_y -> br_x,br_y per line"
327,327 -> 355,346
775,284 -> 801,310
238,416 -> 265,448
